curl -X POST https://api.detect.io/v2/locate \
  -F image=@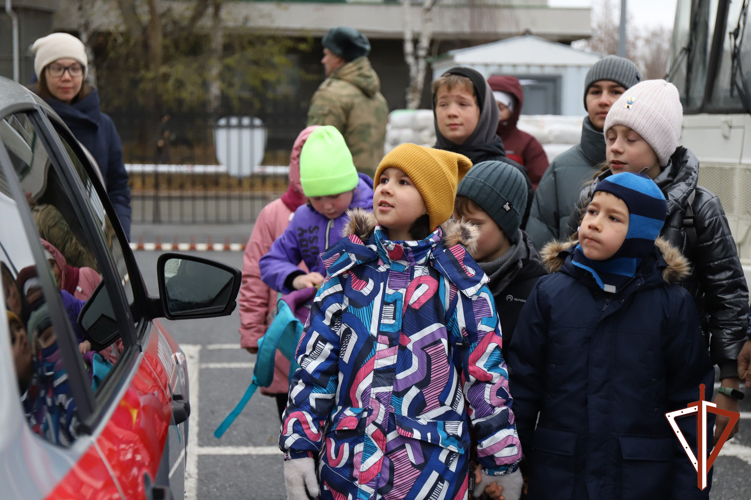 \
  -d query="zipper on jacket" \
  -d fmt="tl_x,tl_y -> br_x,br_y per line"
325,218 -> 334,249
